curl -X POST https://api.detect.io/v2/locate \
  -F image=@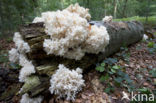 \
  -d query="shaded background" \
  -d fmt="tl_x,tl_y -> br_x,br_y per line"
0,0 -> 156,38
